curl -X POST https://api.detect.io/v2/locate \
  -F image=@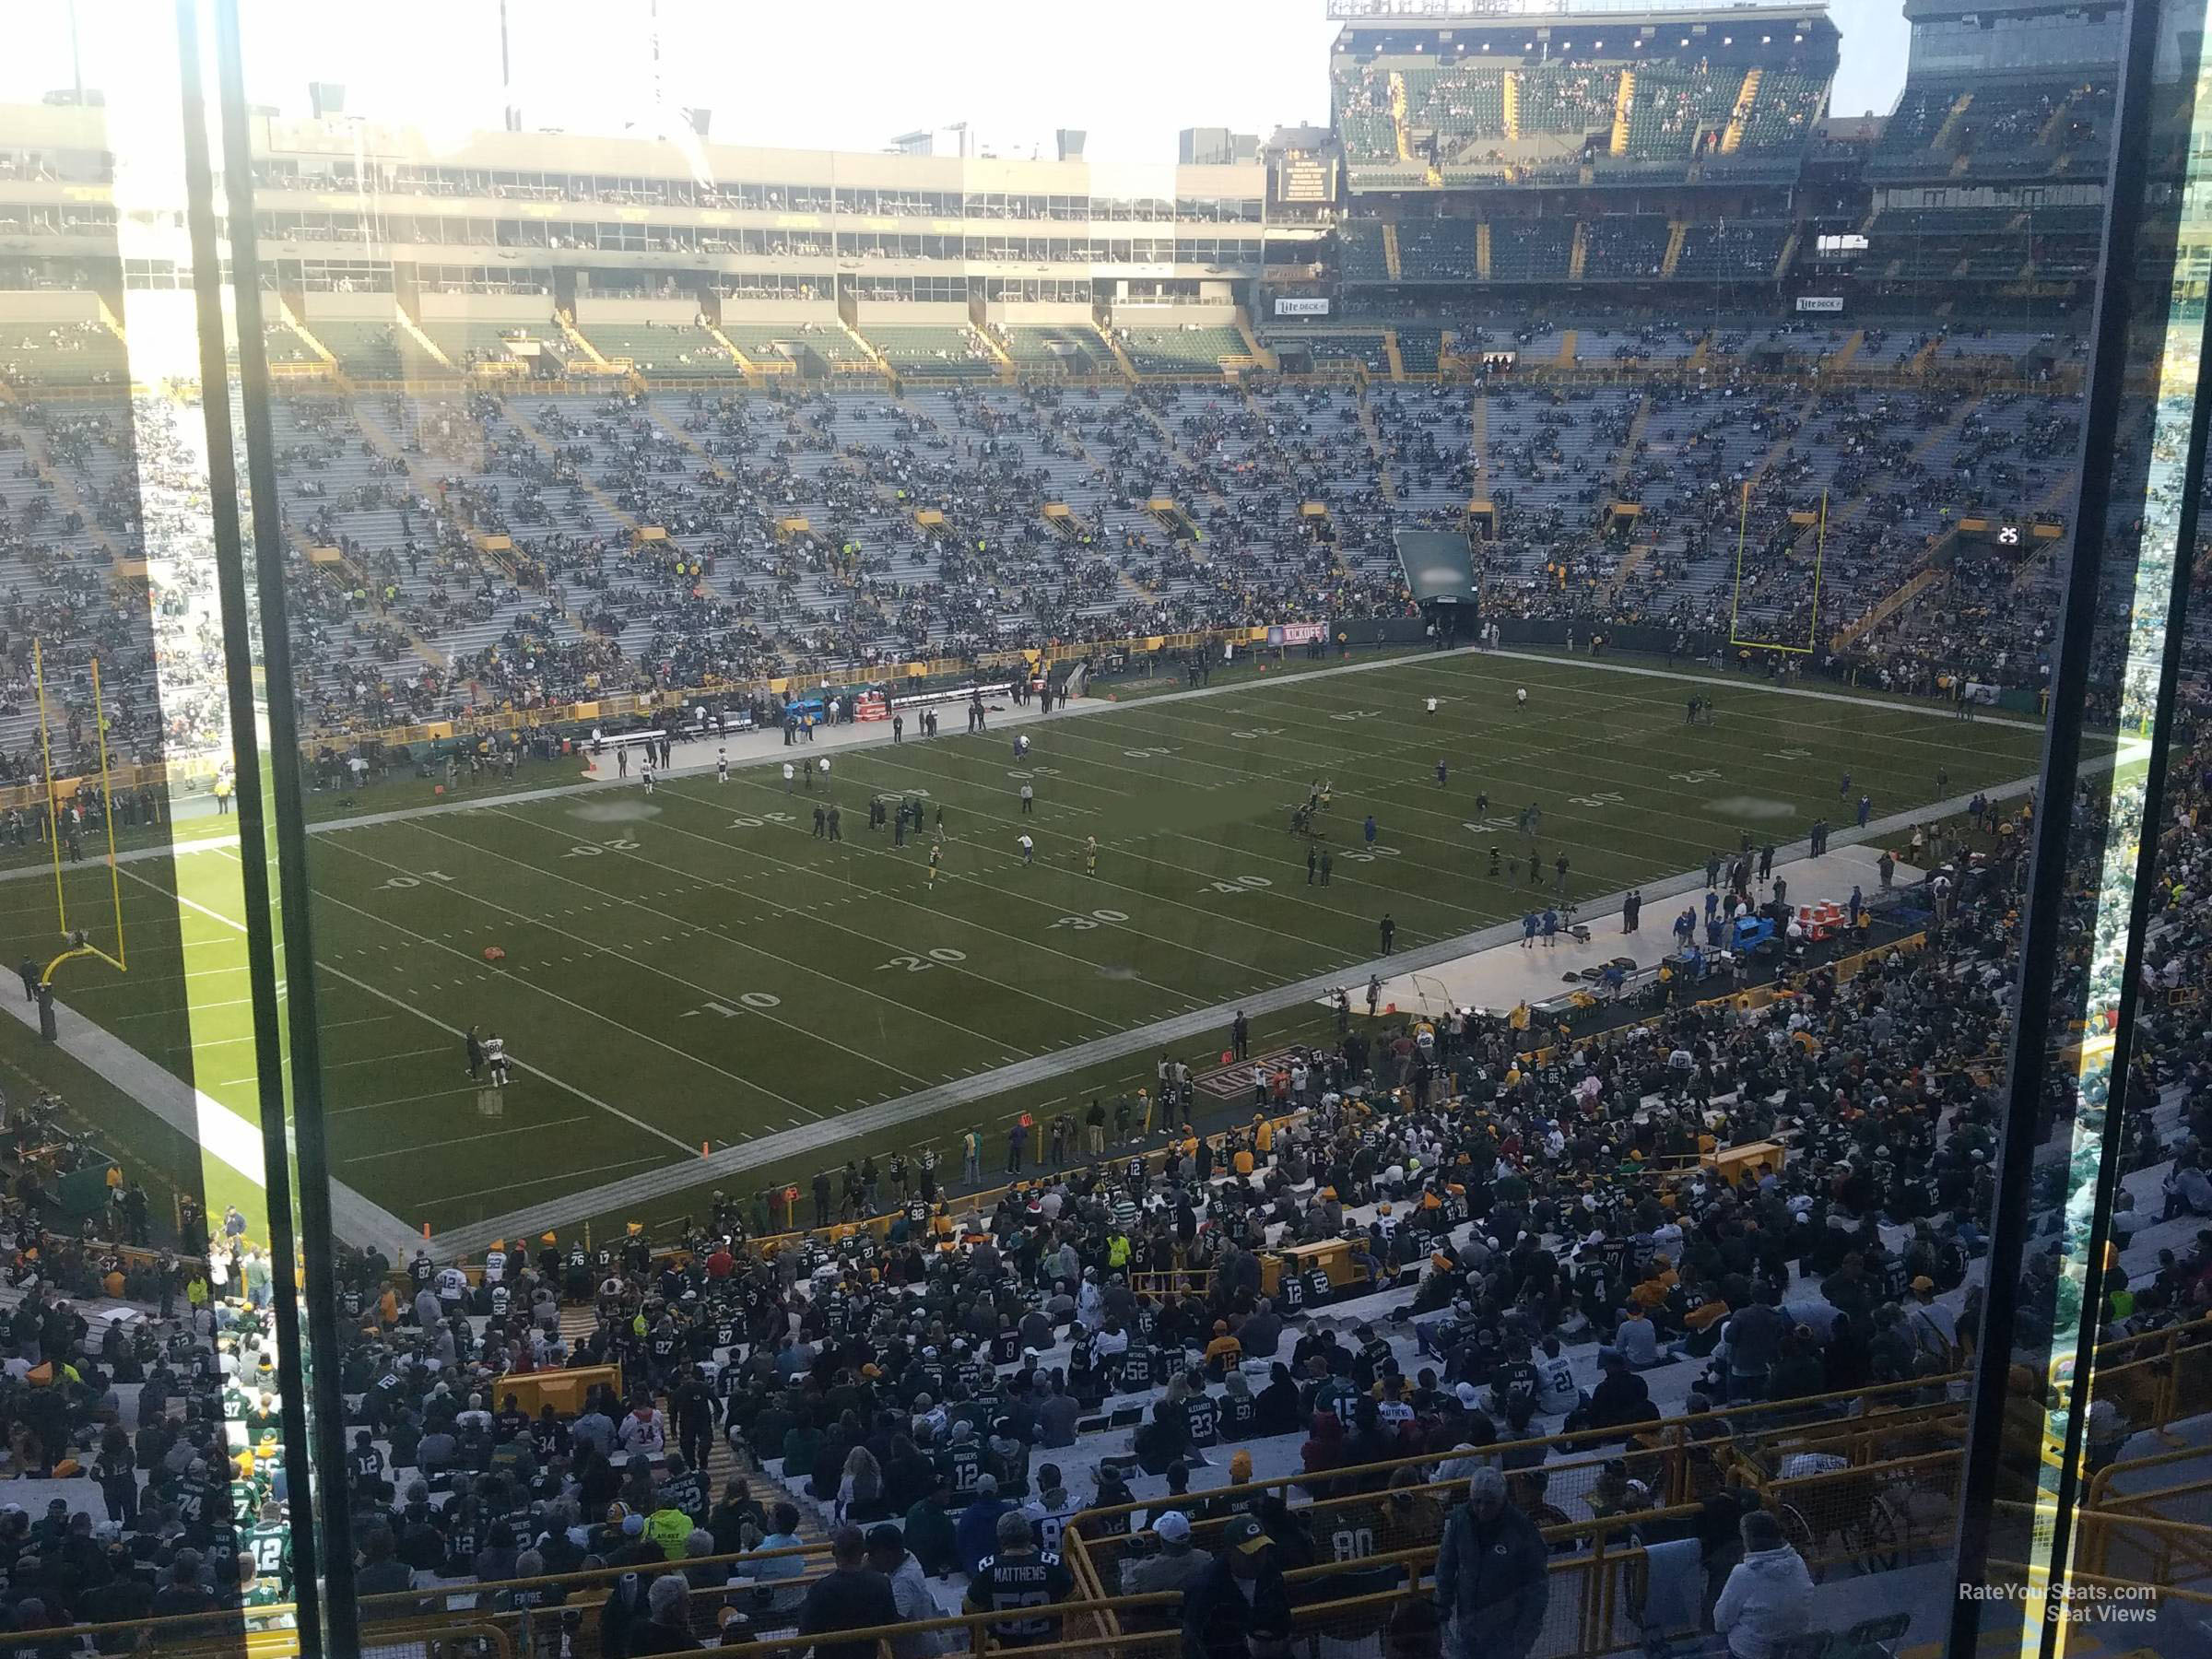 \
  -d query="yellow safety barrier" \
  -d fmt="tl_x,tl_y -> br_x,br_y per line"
2088,1441 -> 2212,1513
2074,1505 -> 2212,1594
